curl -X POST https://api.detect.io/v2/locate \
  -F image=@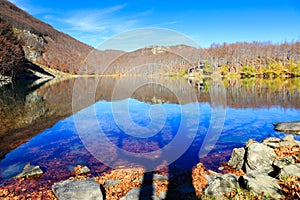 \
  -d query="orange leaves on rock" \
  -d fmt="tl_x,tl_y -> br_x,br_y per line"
95,168 -> 145,200
274,145 -> 300,163
221,162 -> 245,177
278,176 -> 300,199
191,162 -> 208,197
